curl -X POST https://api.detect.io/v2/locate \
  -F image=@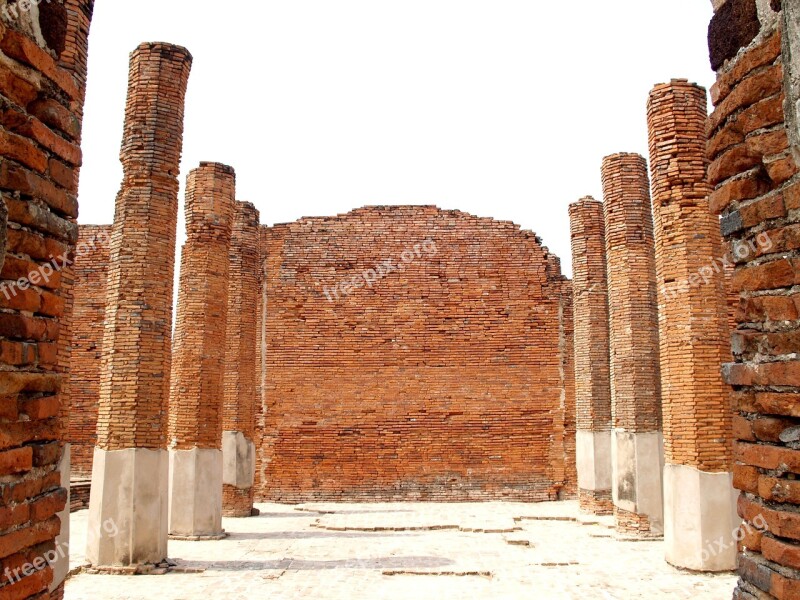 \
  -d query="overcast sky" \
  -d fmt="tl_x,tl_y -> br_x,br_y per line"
78,0 -> 715,277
